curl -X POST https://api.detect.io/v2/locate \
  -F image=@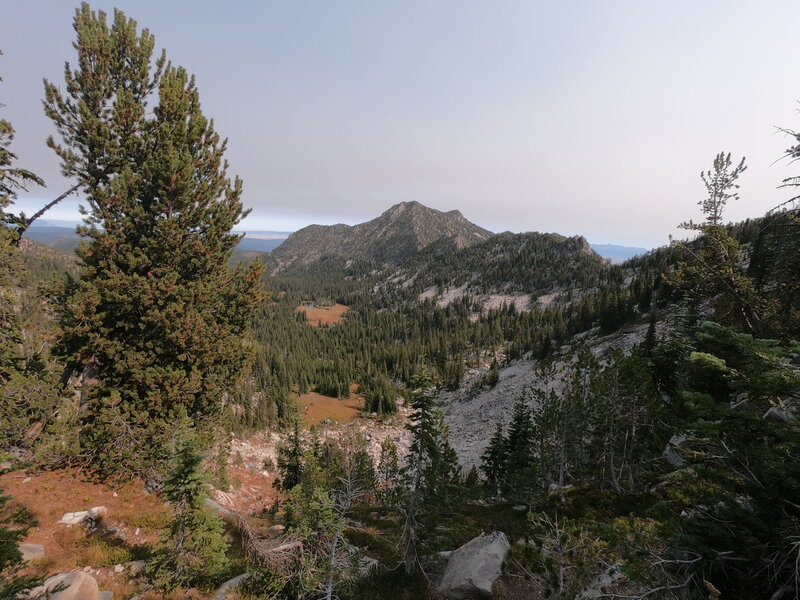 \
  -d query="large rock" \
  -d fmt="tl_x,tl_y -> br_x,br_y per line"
580,564 -> 624,598
19,543 -> 45,561
28,571 -> 99,600
212,573 -> 252,600
437,531 -> 510,599
204,497 -> 235,518
764,407 -> 791,423
663,434 -> 687,467
126,560 -> 147,576
59,507 -> 107,527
